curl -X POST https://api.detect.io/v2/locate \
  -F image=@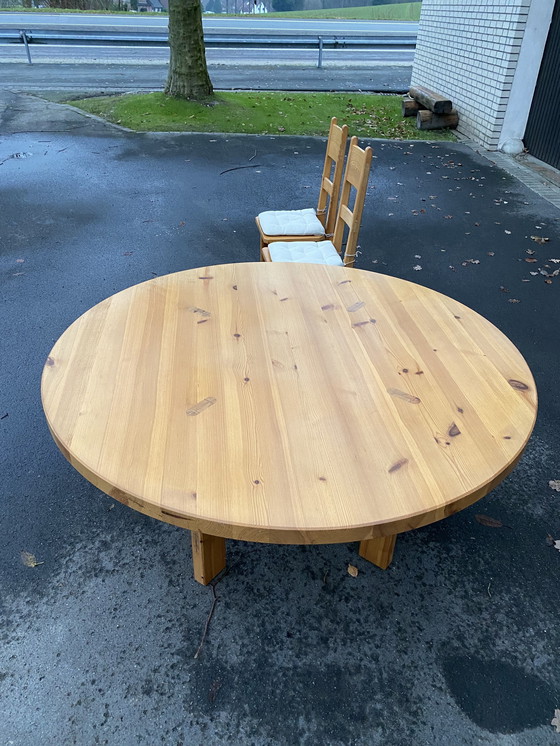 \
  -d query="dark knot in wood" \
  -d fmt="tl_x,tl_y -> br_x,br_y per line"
389,458 -> 409,473
508,379 -> 529,391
